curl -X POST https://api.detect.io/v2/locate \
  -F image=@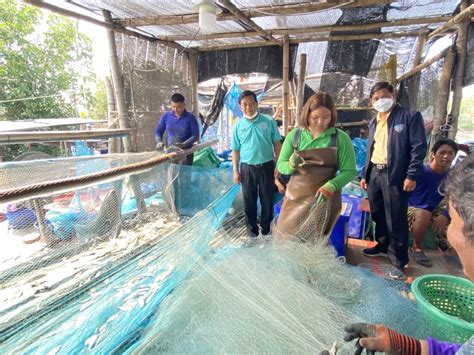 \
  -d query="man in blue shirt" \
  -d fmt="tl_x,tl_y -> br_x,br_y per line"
155,93 -> 200,165
408,138 -> 458,266
231,90 -> 282,240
